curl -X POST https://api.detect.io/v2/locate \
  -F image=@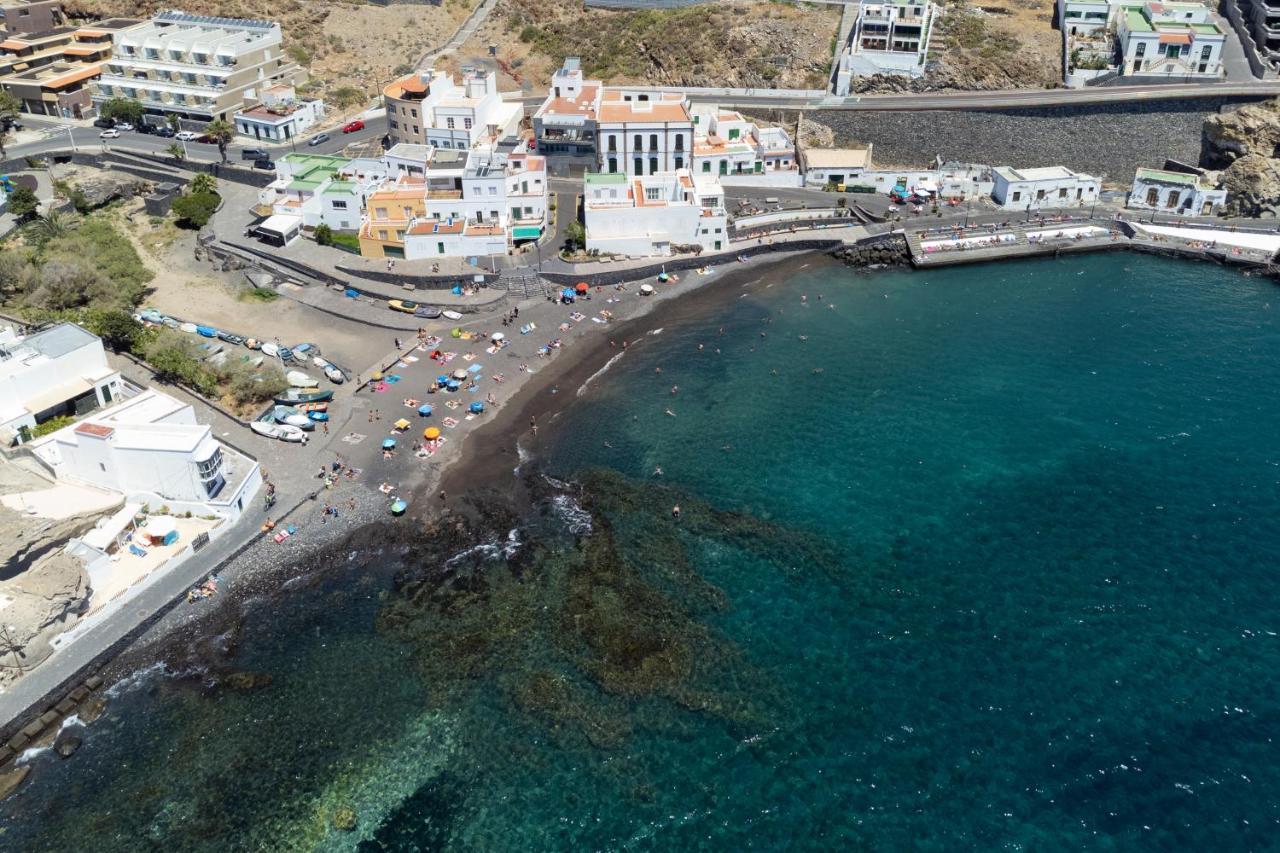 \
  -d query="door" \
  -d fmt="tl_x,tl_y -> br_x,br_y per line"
1146,187 -> 1159,206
